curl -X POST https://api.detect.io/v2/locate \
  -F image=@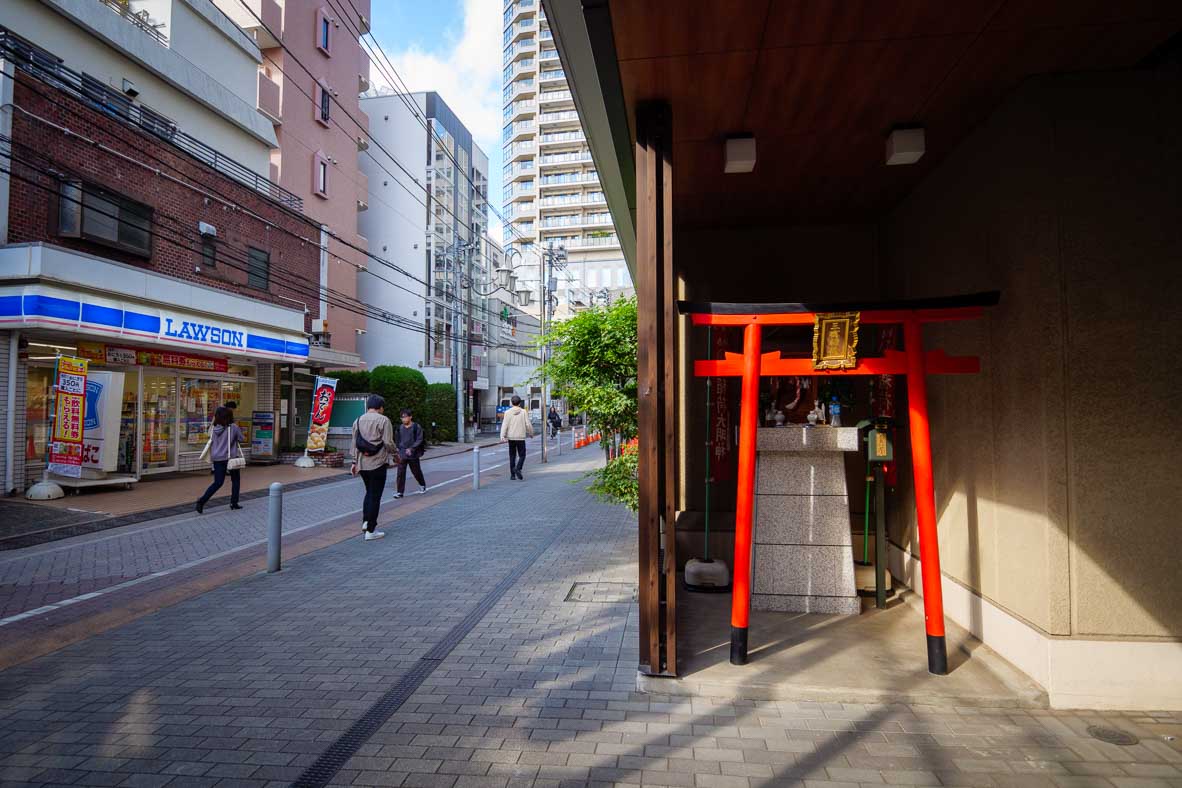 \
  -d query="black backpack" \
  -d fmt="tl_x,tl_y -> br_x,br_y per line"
355,420 -> 382,456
